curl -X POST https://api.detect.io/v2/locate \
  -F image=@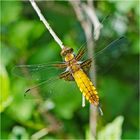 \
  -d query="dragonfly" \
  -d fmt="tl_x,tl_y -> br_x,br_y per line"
13,36 -> 127,115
